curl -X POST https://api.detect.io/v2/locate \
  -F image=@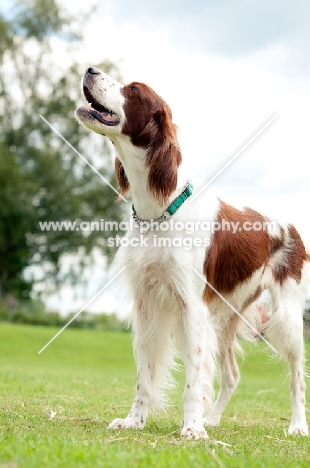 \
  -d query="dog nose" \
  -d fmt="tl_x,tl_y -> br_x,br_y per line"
87,67 -> 99,75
